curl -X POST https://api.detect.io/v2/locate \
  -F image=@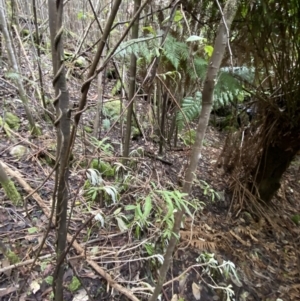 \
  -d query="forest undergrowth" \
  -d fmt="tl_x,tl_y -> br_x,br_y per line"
0,60 -> 300,301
